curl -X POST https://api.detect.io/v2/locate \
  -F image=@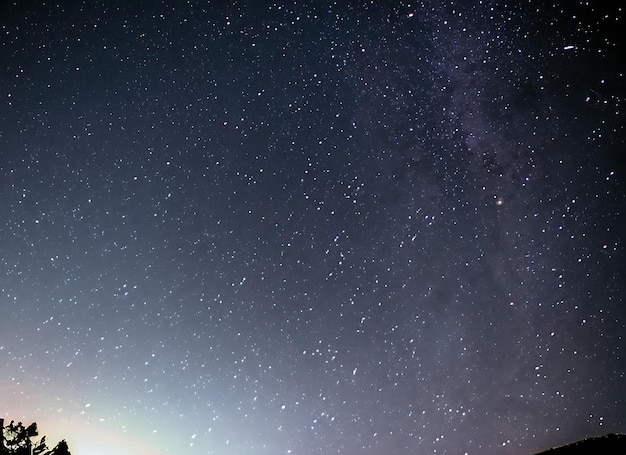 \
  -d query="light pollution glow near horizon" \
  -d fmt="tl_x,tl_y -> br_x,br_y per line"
1,1 -> 625,454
